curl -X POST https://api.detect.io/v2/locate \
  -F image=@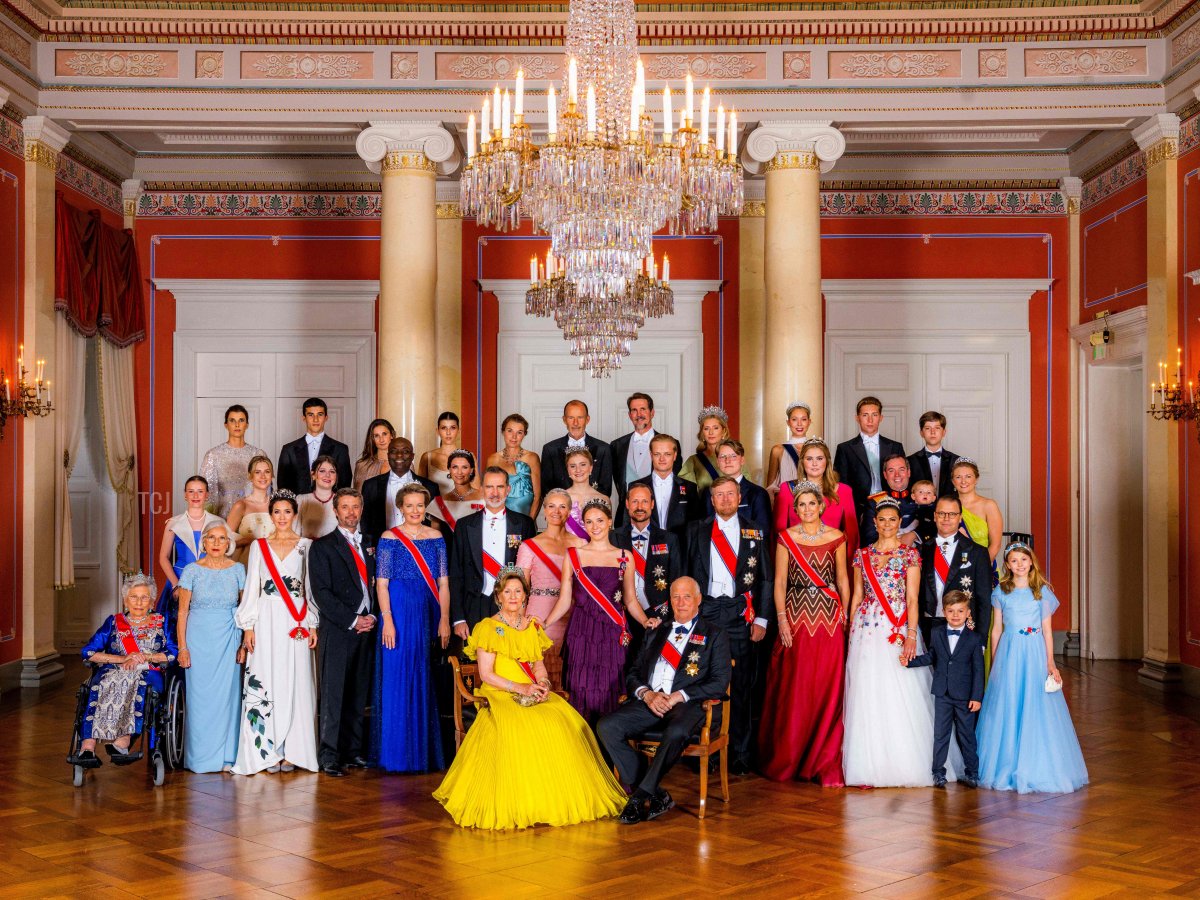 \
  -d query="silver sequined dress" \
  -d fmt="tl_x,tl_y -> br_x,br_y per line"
200,441 -> 267,517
